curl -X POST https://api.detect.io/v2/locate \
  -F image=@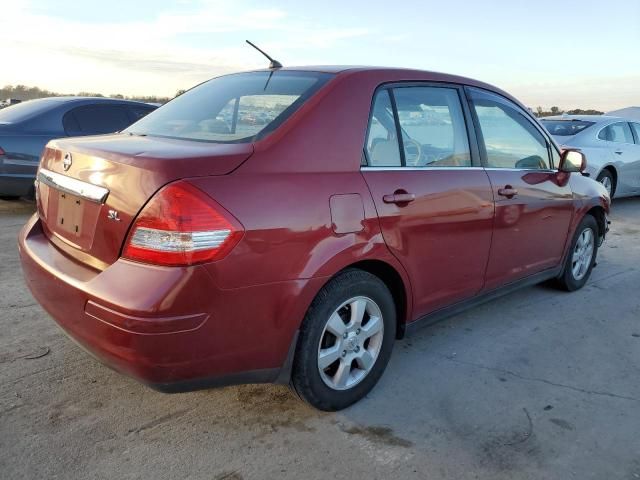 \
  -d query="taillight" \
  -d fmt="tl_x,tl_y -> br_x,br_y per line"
122,181 -> 243,266
0,146 -> 5,156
